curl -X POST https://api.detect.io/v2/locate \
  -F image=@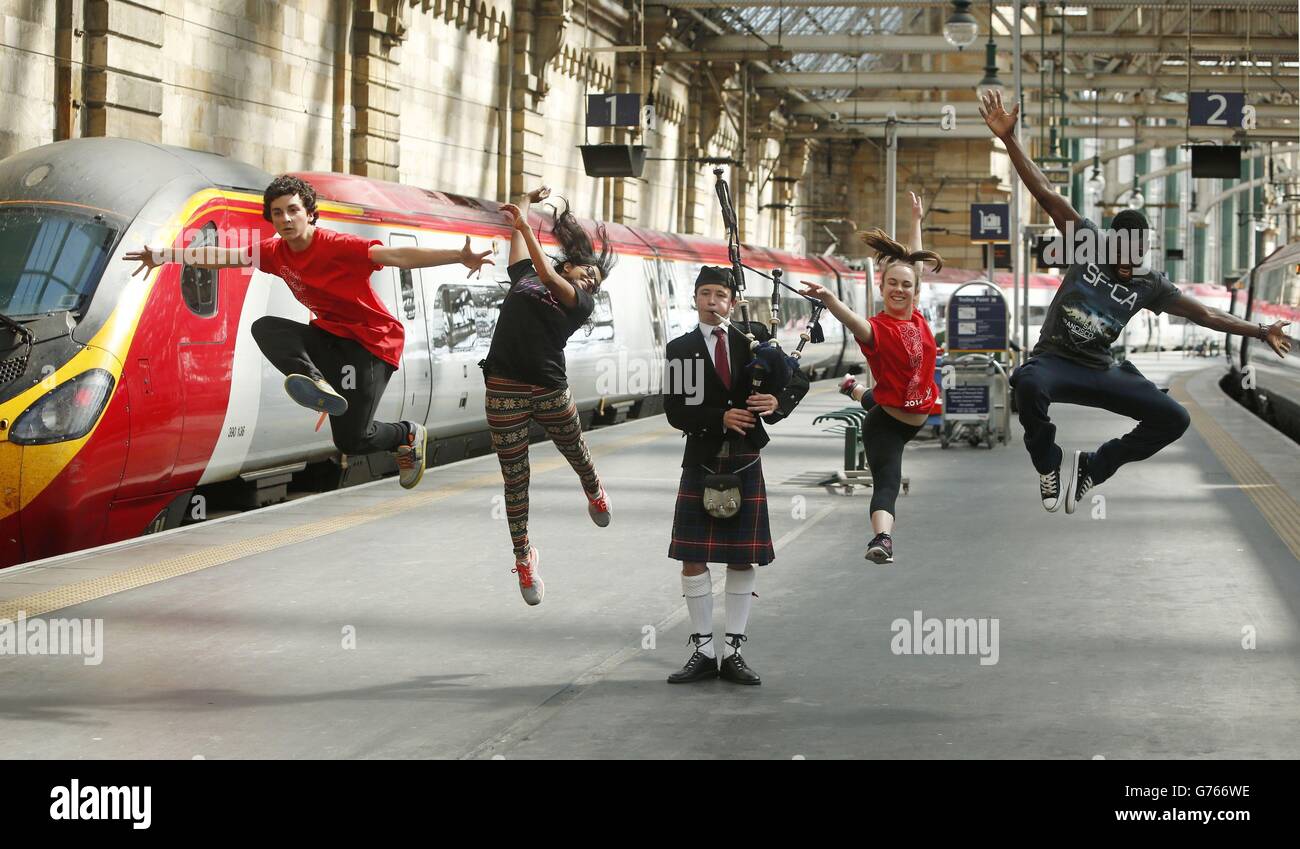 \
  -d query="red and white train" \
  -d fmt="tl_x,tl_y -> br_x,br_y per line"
0,138 -> 1232,567
0,138 -> 872,568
